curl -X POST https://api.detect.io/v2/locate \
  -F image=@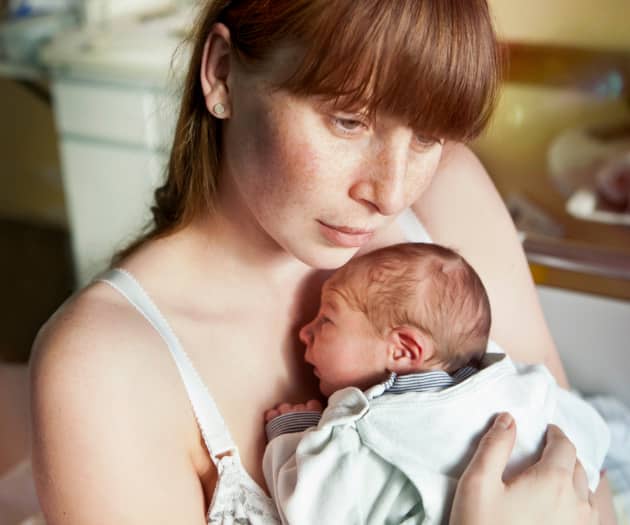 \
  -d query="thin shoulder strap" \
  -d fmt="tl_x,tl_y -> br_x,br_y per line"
397,208 -> 433,243
98,268 -> 236,464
